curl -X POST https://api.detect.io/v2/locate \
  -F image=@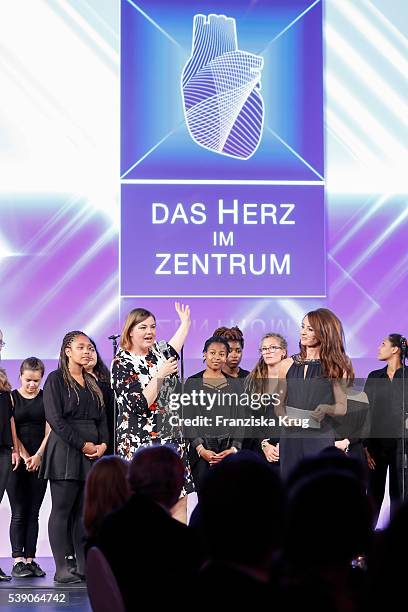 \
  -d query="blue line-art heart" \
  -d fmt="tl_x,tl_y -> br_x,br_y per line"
181,14 -> 264,160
